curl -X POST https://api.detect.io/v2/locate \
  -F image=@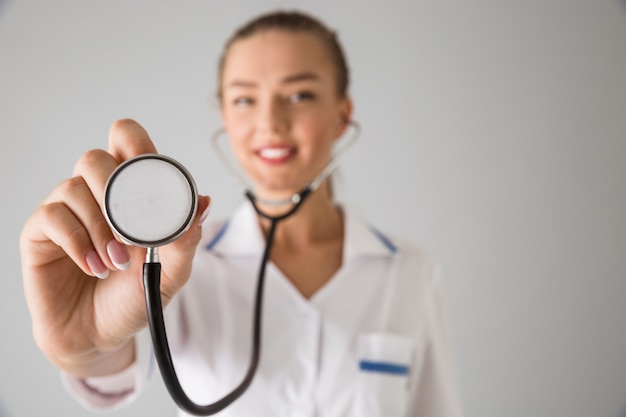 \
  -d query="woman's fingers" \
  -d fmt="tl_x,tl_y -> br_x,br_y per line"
71,149 -> 133,273
71,148 -> 119,205
39,145 -> 135,277
37,176 -> 125,277
108,119 -> 158,162
23,199 -> 101,278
